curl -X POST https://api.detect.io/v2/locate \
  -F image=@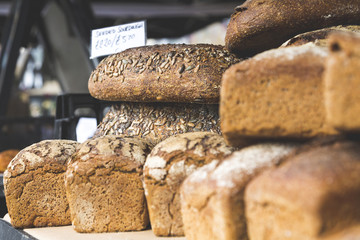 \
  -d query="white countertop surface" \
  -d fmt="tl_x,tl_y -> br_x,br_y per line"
3,214 -> 186,240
